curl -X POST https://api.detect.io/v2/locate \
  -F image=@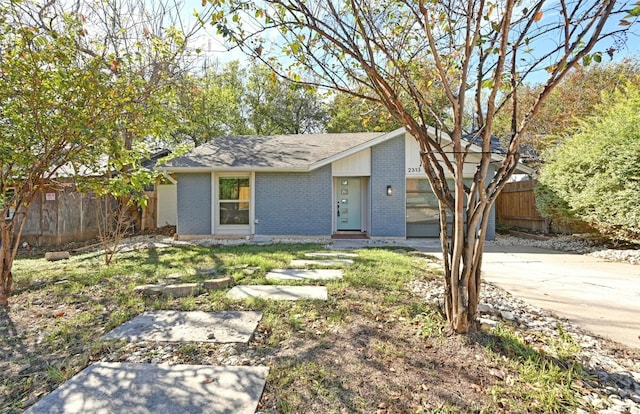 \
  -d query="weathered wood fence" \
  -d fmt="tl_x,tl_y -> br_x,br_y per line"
496,180 -> 592,234
16,187 -> 160,247
495,180 -> 550,233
